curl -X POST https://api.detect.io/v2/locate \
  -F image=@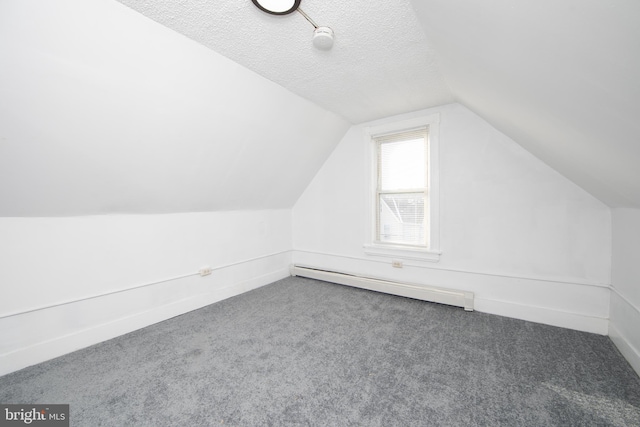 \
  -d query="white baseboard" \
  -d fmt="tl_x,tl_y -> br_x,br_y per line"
475,297 -> 609,335
292,250 -> 610,335
610,323 -> 640,377
609,290 -> 640,377
0,261 -> 289,377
